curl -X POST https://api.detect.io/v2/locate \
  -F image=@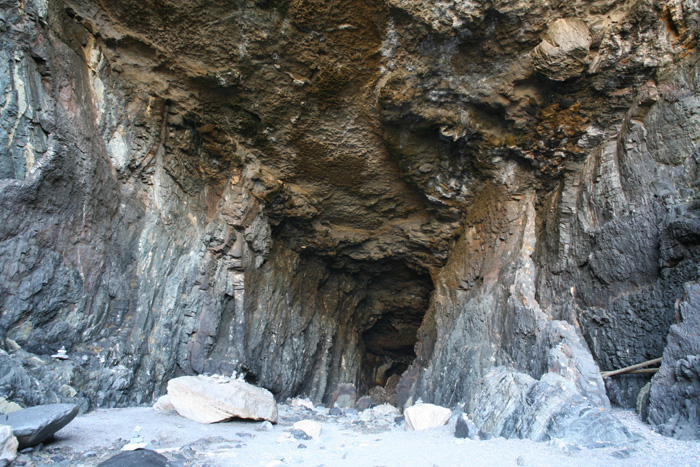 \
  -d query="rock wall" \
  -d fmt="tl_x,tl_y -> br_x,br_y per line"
0,0 -> 699,439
